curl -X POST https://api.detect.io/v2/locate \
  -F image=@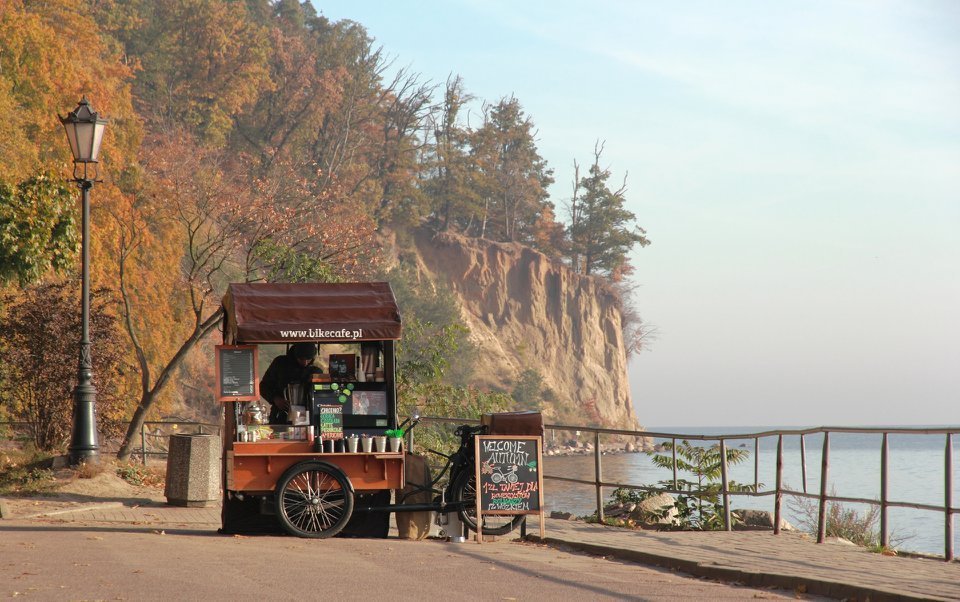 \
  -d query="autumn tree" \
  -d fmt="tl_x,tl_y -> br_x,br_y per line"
1,0 -> 136,174
0,282 -> 131,450
112,131 -> 380,460
235,3 -> 432,227
422,75 -> 478,231
231,1 -> 346,170
369,68 -> 435,227
567,142 -> 650,278
99,0 -> 271,145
